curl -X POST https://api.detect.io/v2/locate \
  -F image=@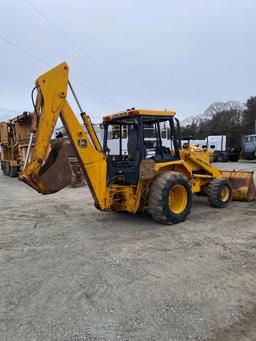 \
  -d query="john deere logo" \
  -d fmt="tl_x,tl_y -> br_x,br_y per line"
78,139 -> 87,148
